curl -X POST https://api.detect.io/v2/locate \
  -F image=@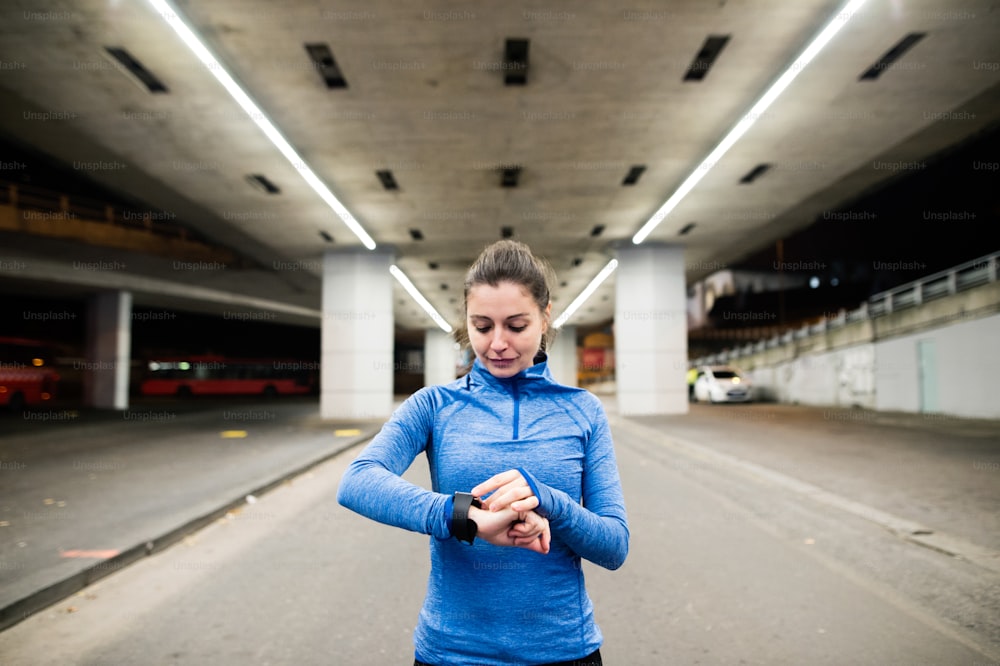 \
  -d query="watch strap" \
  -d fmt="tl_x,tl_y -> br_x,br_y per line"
451,492 -> 481,544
